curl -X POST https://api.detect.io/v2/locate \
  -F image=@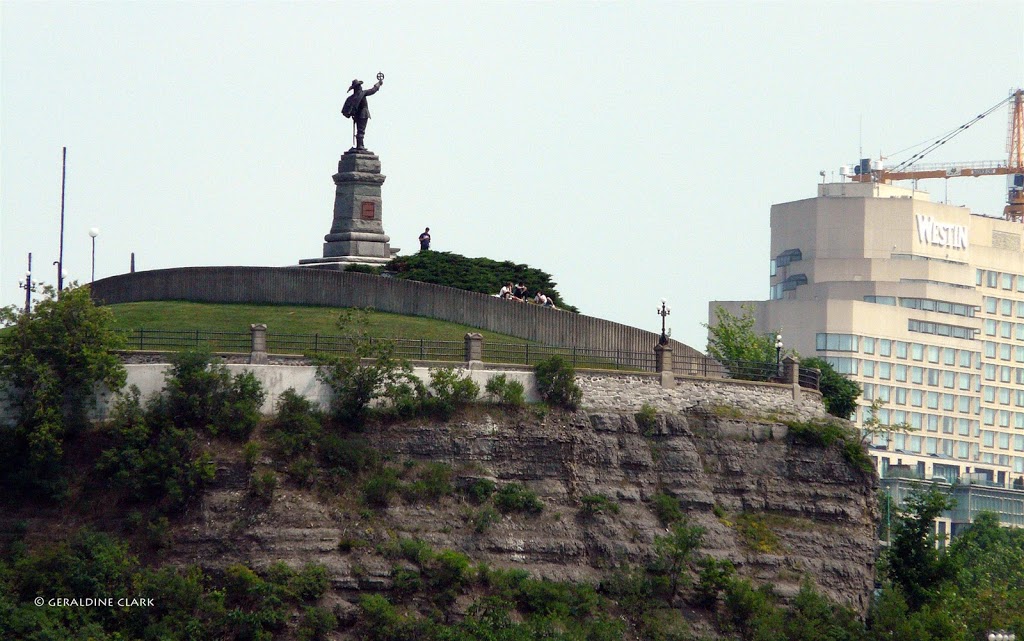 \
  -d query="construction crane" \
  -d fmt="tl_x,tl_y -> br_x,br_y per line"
846,89 -> 1024,221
